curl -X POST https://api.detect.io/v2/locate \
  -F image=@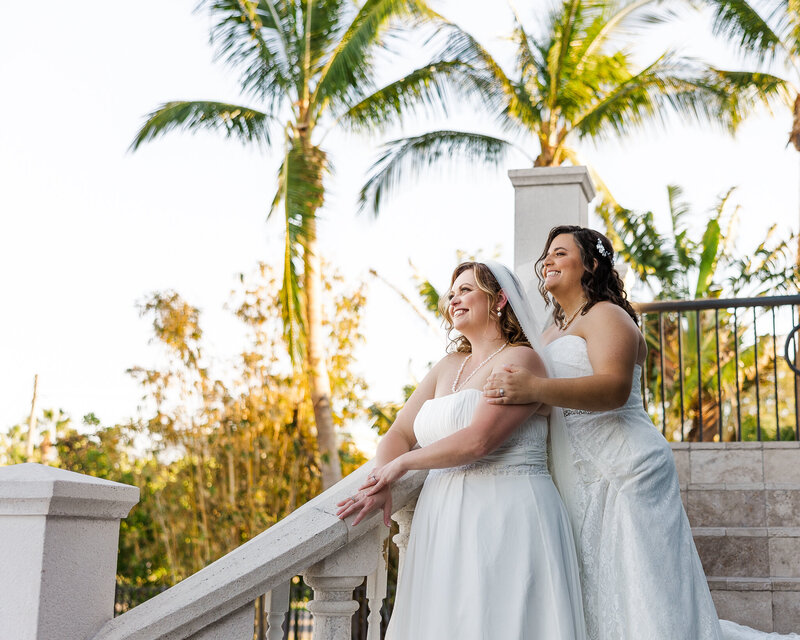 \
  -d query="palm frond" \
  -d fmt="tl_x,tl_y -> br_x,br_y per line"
695,217 -> 722,297
358,131 -> 515,217
576,0 -> 684,72
204,0 -> 294,110
667,184 -> 690,235
274,141 -> 330,363
700,68 -> 792,130
336,60 -> 489,133
435,19 -> 521,111
546,0 -> 585,113
509,8 -> 544,95
667,184 -> 695,271
703,0 -> 786,63
306,0 -> 352,72
312,0 -> 434,115
130,101 -> 274,151
593,199 -> 679,287
727,226 -> 800,295
572,55 -> 789,140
